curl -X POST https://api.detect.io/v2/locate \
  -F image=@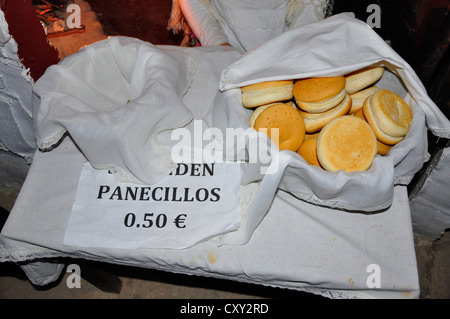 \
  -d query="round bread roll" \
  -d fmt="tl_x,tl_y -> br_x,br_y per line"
353,107 -> 365,120
304,132 -> 320,141
298,93 -> 352,133
376,139 -> 393,156
297,138 -> 321,167
241,80 -> 294,108
369,89 -> 412,137
253,102 -> 305,152
363,89 -> 412,145
249,101 -> 295,128
317,116 -> 378,172
345,66 -> 384,94
349,86 -> 378,114
354,108 -> 392,155
293,76 -> 346,113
